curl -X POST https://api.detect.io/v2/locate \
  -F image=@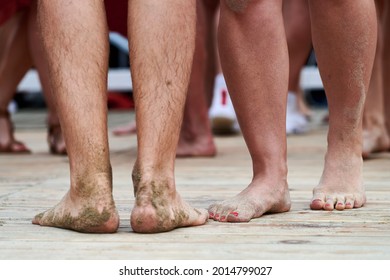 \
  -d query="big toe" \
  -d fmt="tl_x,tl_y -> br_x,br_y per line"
310,193 -> 326,210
